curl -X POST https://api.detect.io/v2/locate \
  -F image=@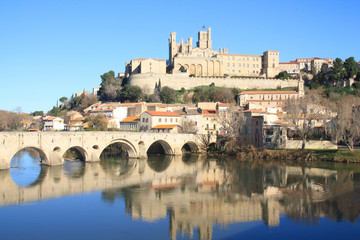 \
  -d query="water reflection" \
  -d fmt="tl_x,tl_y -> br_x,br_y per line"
10,148 -> 42,187
63,160 -> 86,179
100,157 -> 137,178
147,155 -> 173,172
1,151 -> 360,239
